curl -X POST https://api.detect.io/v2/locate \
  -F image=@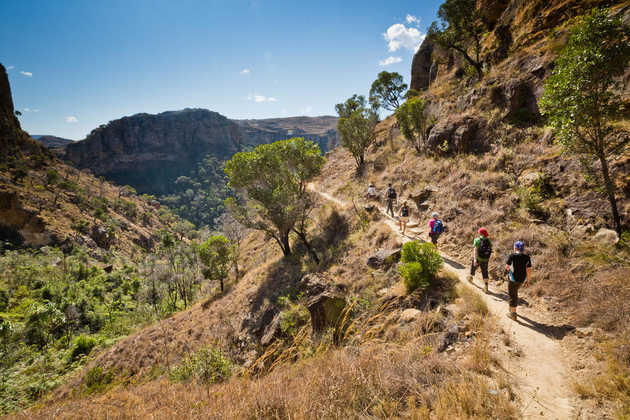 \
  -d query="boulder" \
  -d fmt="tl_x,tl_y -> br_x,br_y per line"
399,308 -> 422,323
300,273 -> 347,335
409,186 -> 439,205
427,115 -> 488,155
438,324 -> 460,352
593,228 -> 619,246
367,248 -> 401,269
491,78 -> 541,123
90,224 -> 114,250
260,312 -> 282,346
